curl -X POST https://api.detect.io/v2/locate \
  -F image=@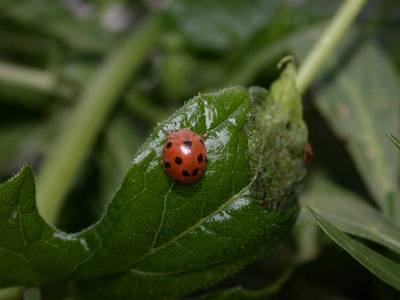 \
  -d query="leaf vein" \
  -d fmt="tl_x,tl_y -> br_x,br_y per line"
150,182 -> 175,249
